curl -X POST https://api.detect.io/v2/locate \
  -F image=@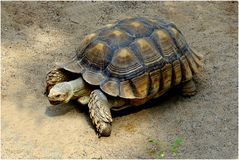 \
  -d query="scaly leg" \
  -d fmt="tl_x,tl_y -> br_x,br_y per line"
88,90 -> 113,137
45,68 -> 76,95
181,79 -> 197,96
